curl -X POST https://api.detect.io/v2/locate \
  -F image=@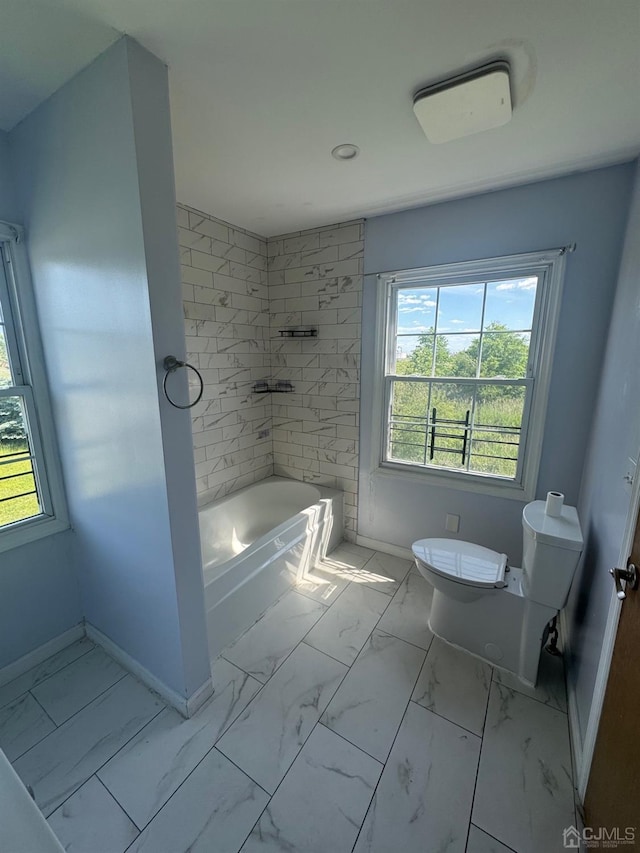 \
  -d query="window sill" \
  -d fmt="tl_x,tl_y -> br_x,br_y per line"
377,461 -> 533,502
0,515 -> 70,555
